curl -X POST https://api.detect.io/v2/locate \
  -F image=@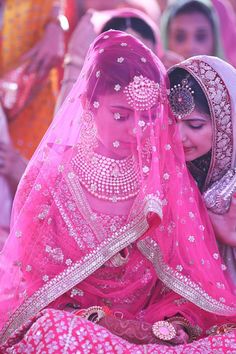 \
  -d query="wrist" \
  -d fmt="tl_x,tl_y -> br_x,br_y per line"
74,305 -> 112,324
166,316 -> 198,342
